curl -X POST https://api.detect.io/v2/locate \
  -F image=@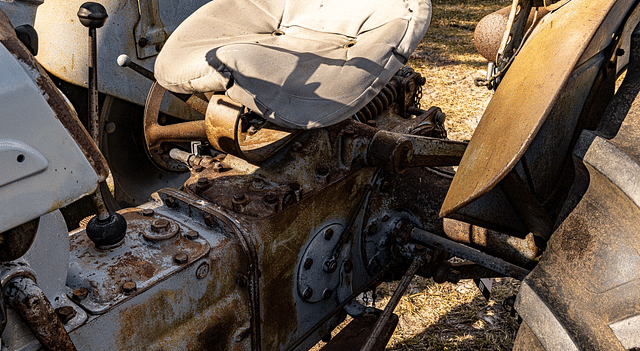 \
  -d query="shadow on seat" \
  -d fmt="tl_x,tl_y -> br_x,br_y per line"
154,0 -> 432,130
